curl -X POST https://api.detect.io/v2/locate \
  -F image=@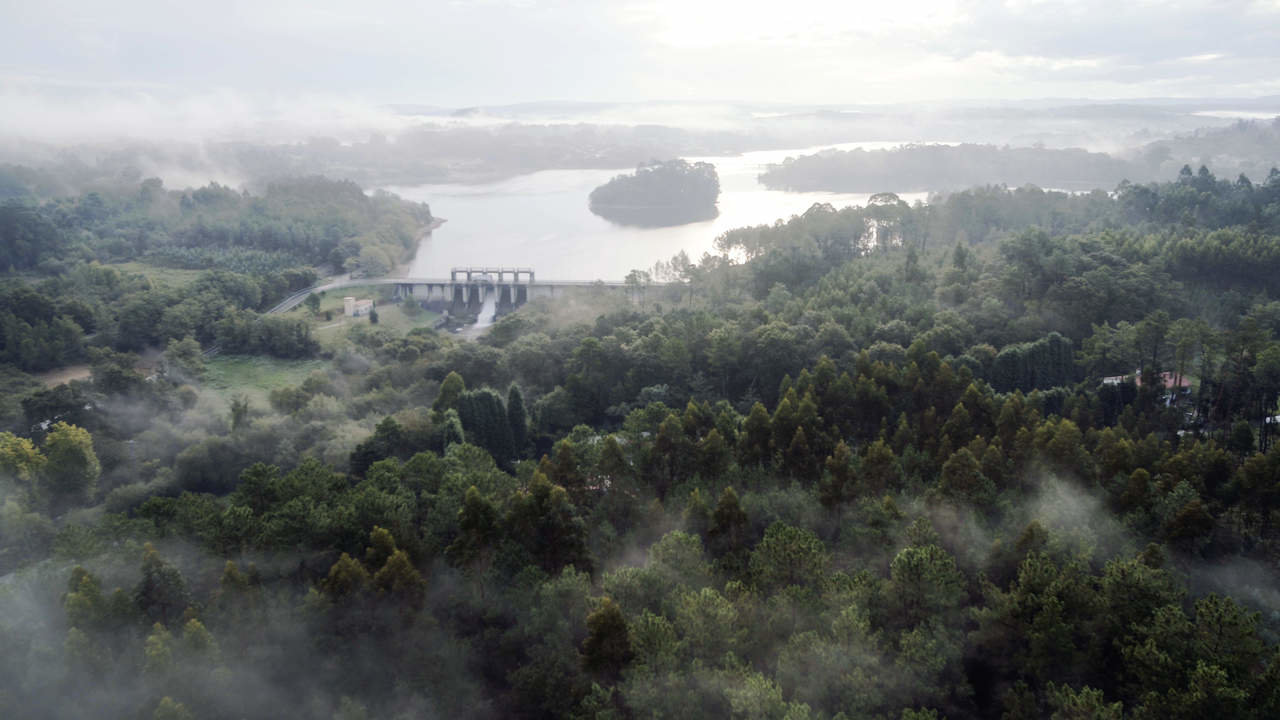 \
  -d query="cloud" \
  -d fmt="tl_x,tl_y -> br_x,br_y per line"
0,77 -> 429,144
1,0 -> 1278,120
